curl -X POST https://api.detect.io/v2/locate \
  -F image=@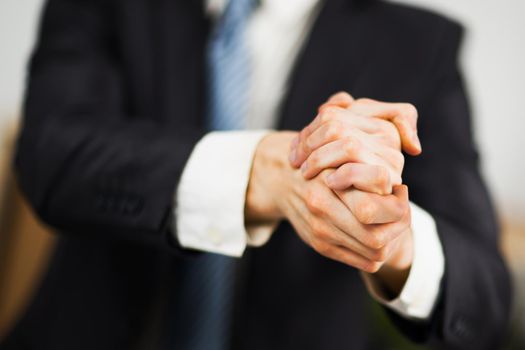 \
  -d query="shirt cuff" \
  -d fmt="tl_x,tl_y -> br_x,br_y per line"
363,202 -> 445,320
175,130 -> 276,257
